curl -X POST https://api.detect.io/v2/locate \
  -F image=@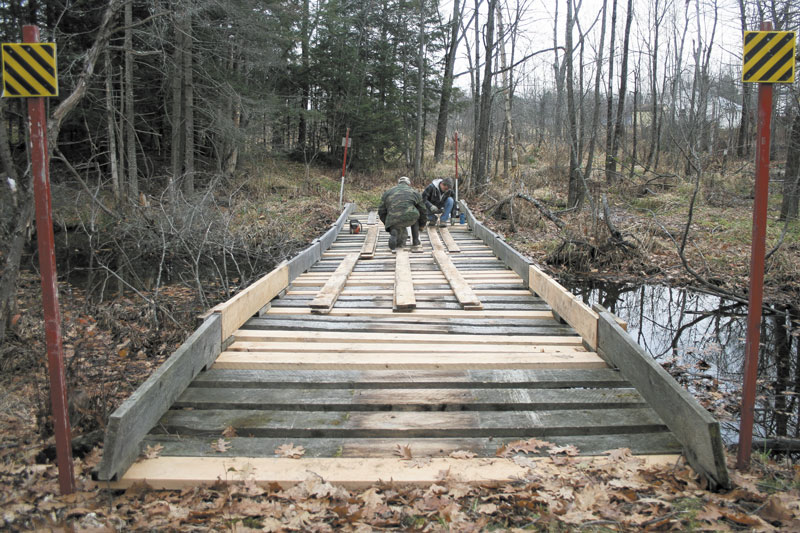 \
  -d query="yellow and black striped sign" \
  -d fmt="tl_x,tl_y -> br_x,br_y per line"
743,31 -> 796,83
1,42 -> 58,97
